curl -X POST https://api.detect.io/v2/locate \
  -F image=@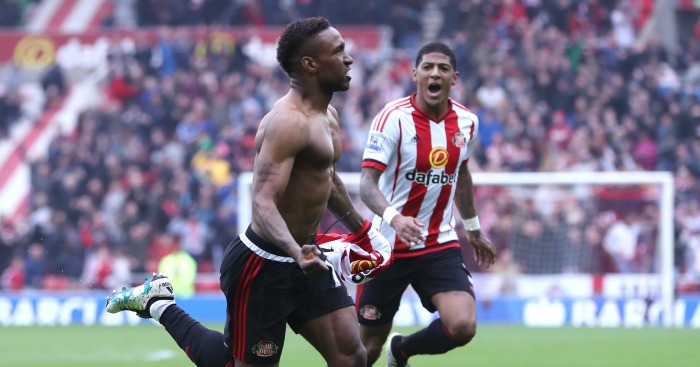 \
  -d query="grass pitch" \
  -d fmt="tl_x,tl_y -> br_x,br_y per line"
1,324 -> 698,366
